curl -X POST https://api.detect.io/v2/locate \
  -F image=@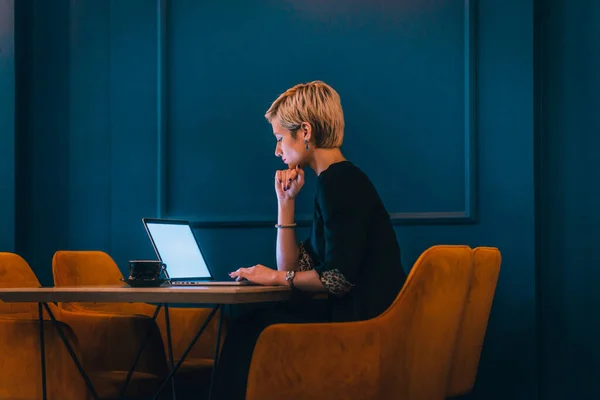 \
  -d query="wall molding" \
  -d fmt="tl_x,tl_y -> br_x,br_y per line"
156,0 -> 168,218
0,0 -> 16,250
156,0 -> 478,229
